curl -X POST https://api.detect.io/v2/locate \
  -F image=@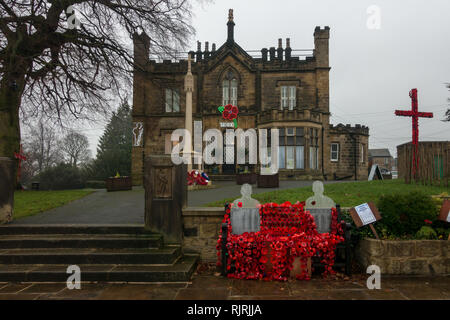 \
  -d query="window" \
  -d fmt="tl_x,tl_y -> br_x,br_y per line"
309,128 -> 319,170
165,89 -> 180,112
331,143 -> 339,162
281,86 -> 296,110
360,144 -> 365,163
277,127 -> 304,169
222,71 -> 238,106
